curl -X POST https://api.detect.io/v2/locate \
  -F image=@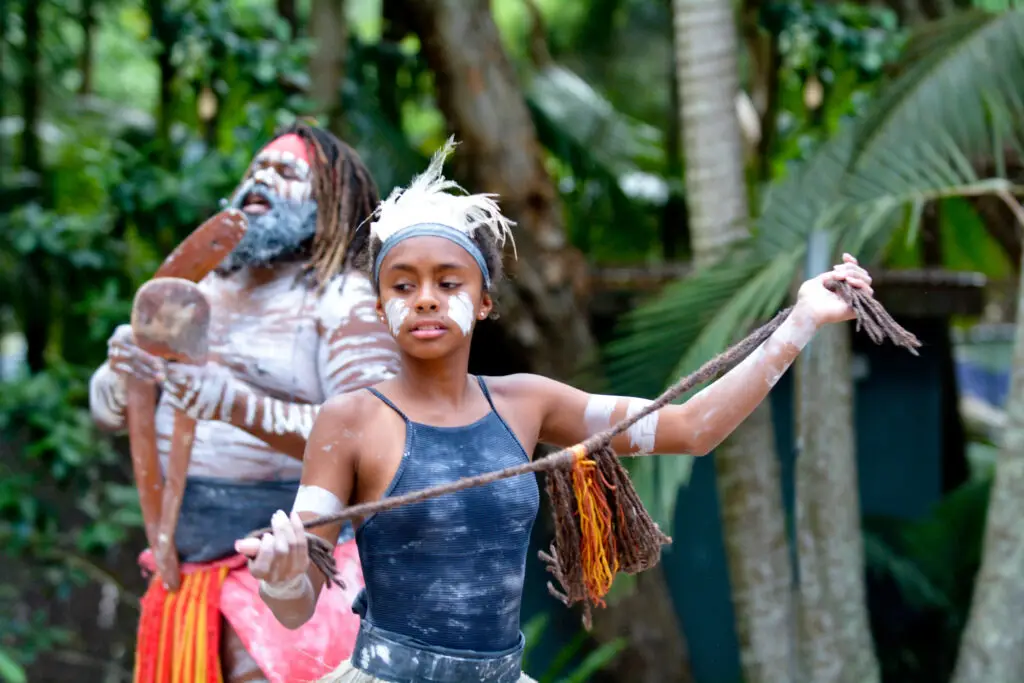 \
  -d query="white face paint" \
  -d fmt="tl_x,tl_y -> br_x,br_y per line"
384,298 -> 409,337
446,291 -> 475,336
248,149 -> 312,202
